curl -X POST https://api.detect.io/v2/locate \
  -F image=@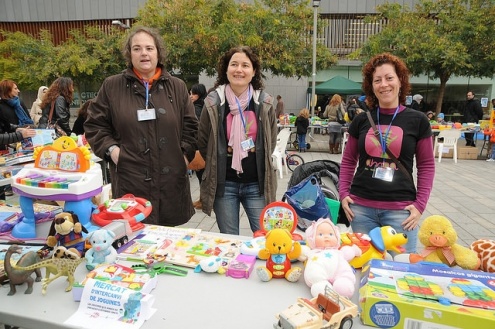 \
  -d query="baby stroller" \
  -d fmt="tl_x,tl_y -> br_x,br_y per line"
284,159 -> 348,231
